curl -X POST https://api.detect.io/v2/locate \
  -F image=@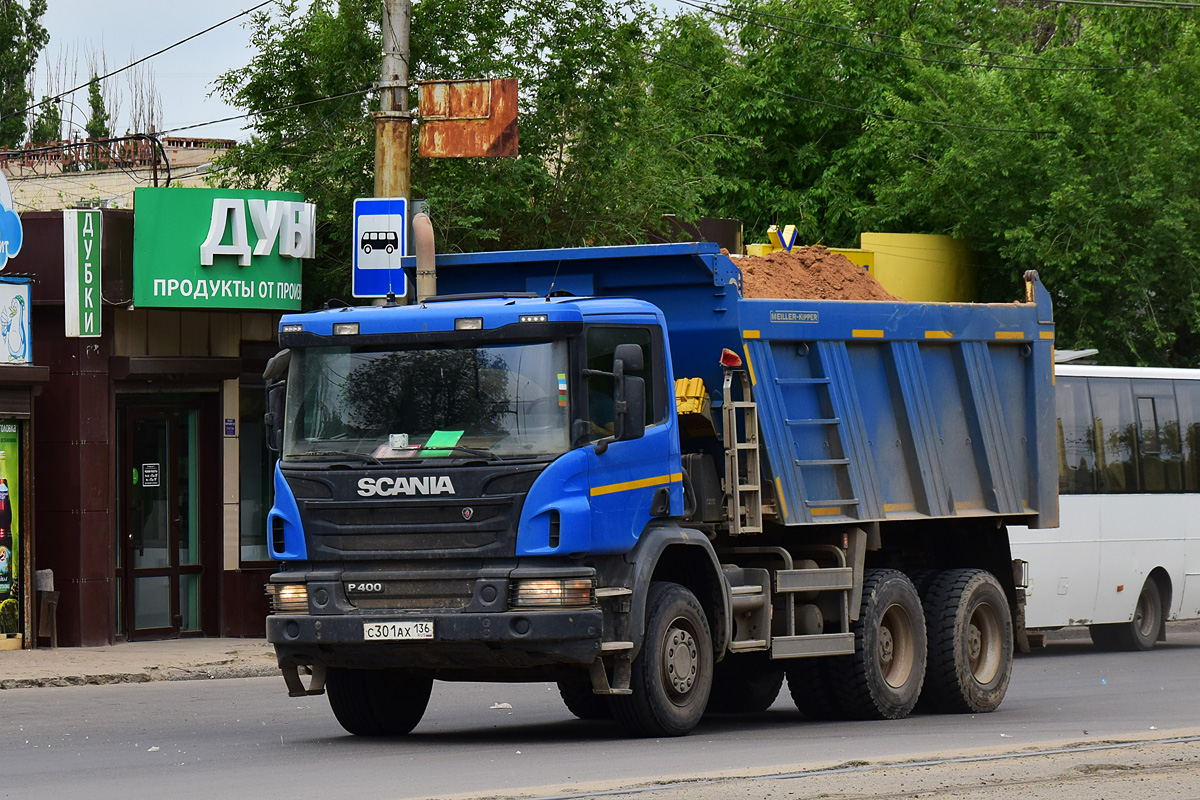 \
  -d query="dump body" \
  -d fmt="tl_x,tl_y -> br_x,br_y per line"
431,241 -> 1058,530
265,241 -> 1056,736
